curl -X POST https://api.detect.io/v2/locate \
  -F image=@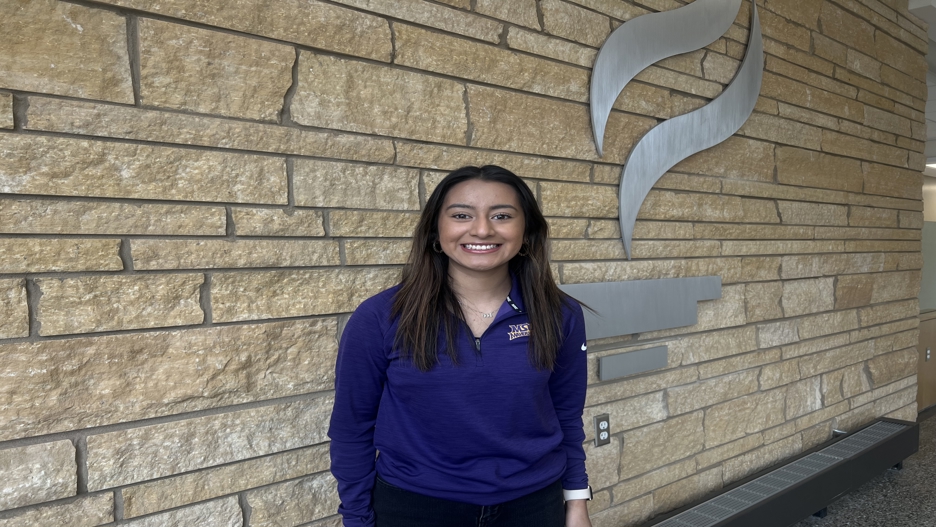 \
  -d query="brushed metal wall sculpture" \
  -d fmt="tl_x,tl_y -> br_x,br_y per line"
591,0 -> 764,259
